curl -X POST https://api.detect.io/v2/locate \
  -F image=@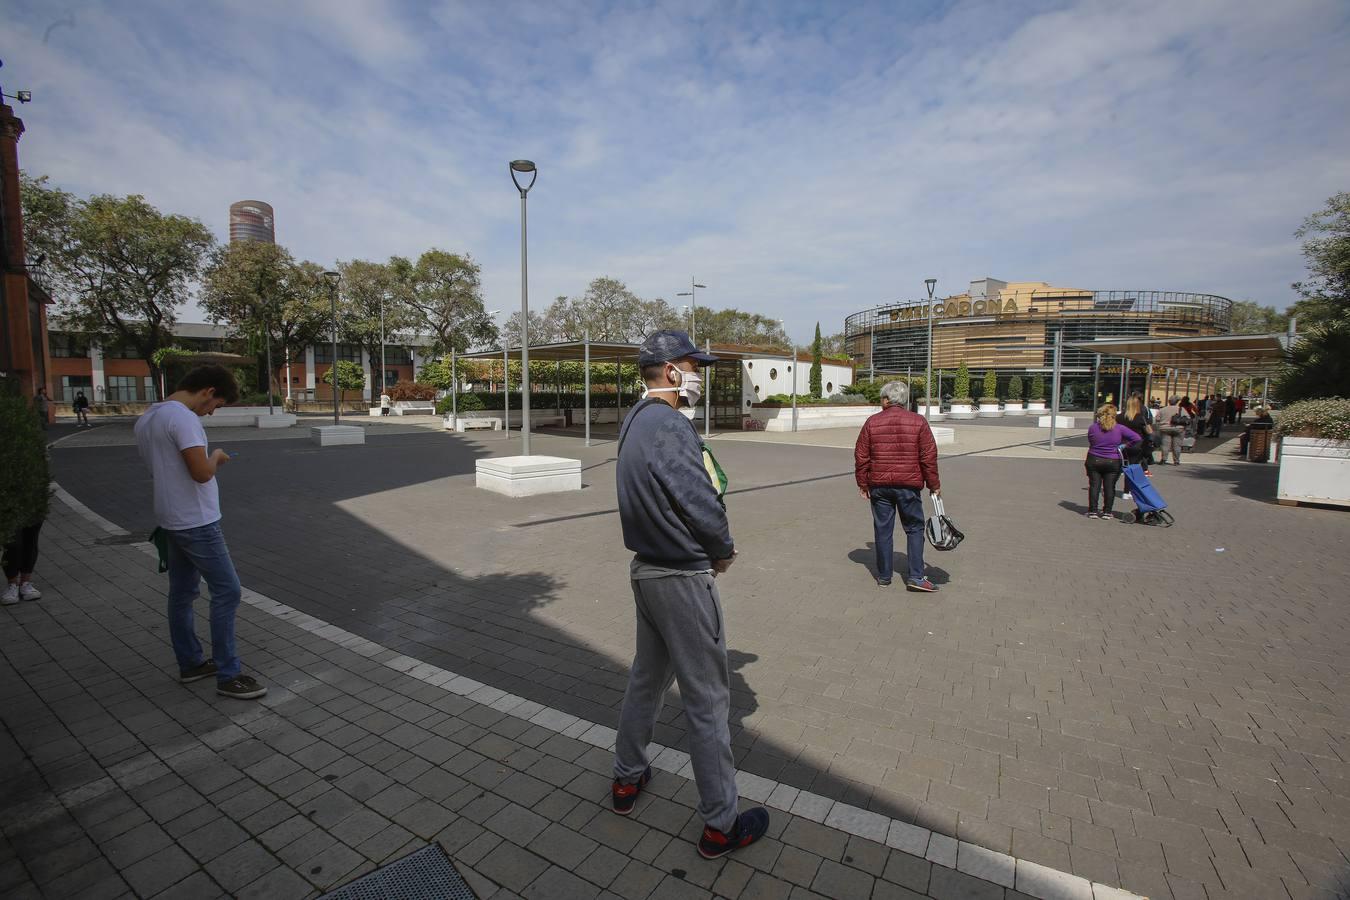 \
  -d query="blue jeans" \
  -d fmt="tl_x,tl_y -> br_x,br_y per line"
165,522 -> 242,681
870,486 -> 926,583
